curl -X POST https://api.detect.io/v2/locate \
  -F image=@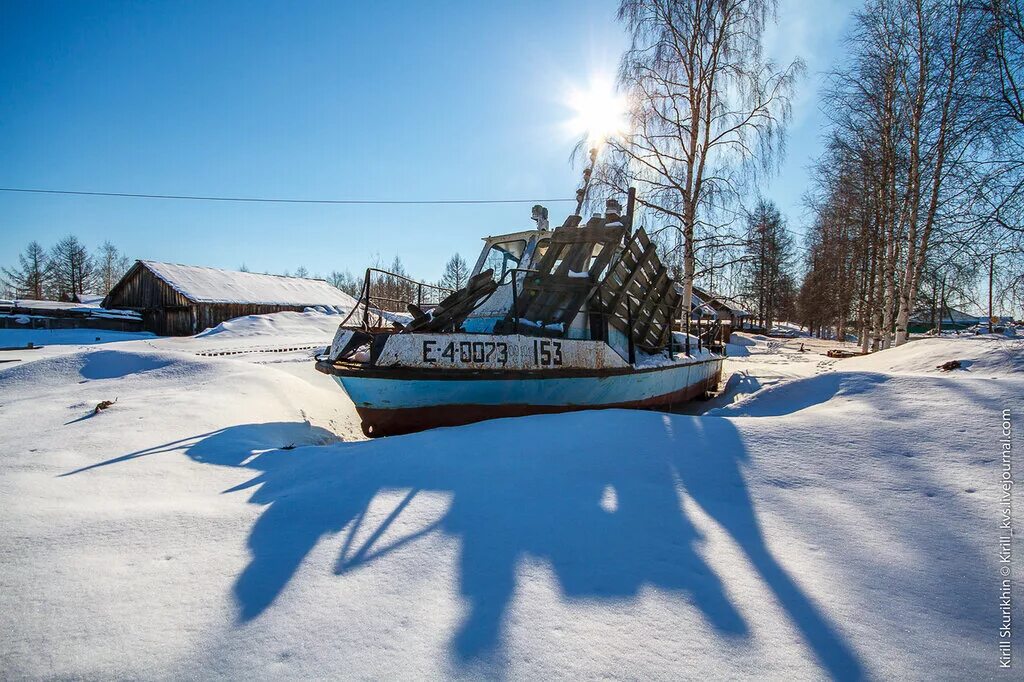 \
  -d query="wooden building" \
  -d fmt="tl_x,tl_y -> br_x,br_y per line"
0,298 -> 142,333
103,261 -> 357,336
691,286 -> 751,339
